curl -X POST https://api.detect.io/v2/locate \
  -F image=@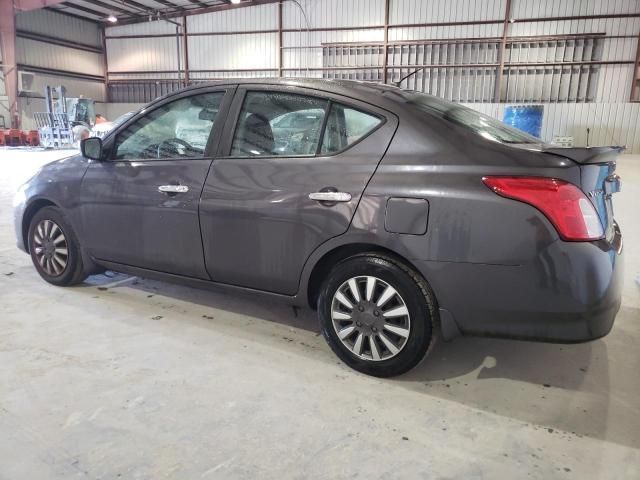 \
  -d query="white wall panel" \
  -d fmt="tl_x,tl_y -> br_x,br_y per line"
283,29 -> 384,69
108,20 -> 177,36
511,0 -> 639,18
189,71 -> 278,80
389,23 -> 504,41
16,9 -> 101,47
283,0 -> 385,29
16,37 -> 104,77
188,3 -> 279,32
189,33 -> 278,70
595,65 -> 635,102
509,18 -> 640,37
108,72 -> 181,80
107,38 -> 183,72
390,0 -> 505,24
